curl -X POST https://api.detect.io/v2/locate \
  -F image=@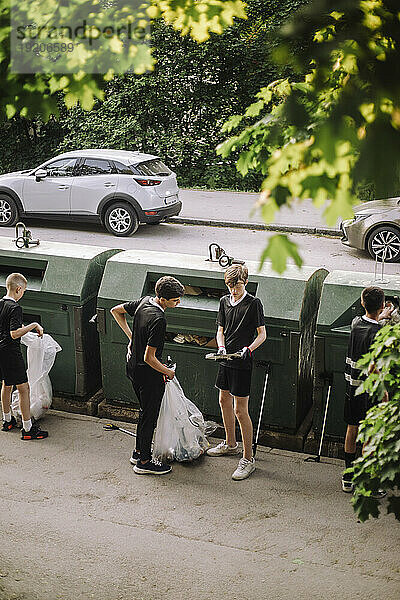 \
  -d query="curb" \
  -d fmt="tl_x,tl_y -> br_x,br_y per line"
166,216 -> 342,237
